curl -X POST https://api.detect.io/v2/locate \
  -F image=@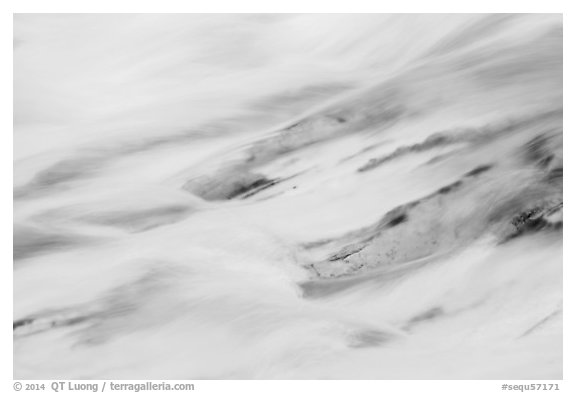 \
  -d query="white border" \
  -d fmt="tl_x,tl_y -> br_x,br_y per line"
5,0 -> 570,13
